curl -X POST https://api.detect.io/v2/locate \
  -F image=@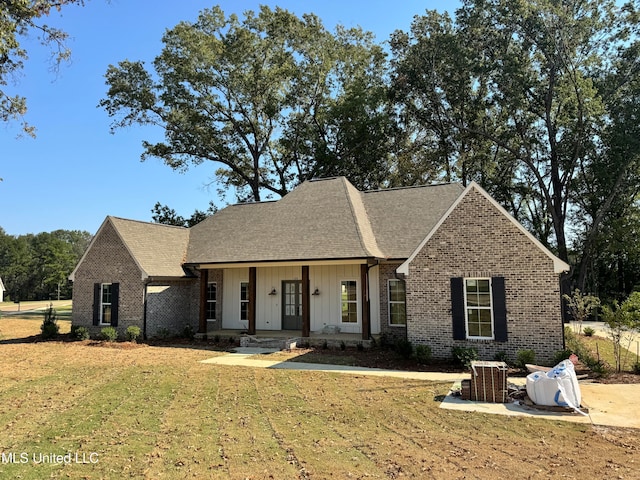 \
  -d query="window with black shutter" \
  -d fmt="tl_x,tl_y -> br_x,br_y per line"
451,276 -> 507,341
93,282 -> 119,326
